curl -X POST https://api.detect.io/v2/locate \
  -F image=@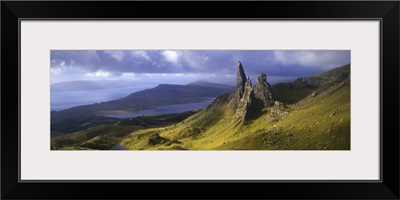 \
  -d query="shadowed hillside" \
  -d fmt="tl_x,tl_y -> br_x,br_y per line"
272,64 -> 350,104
